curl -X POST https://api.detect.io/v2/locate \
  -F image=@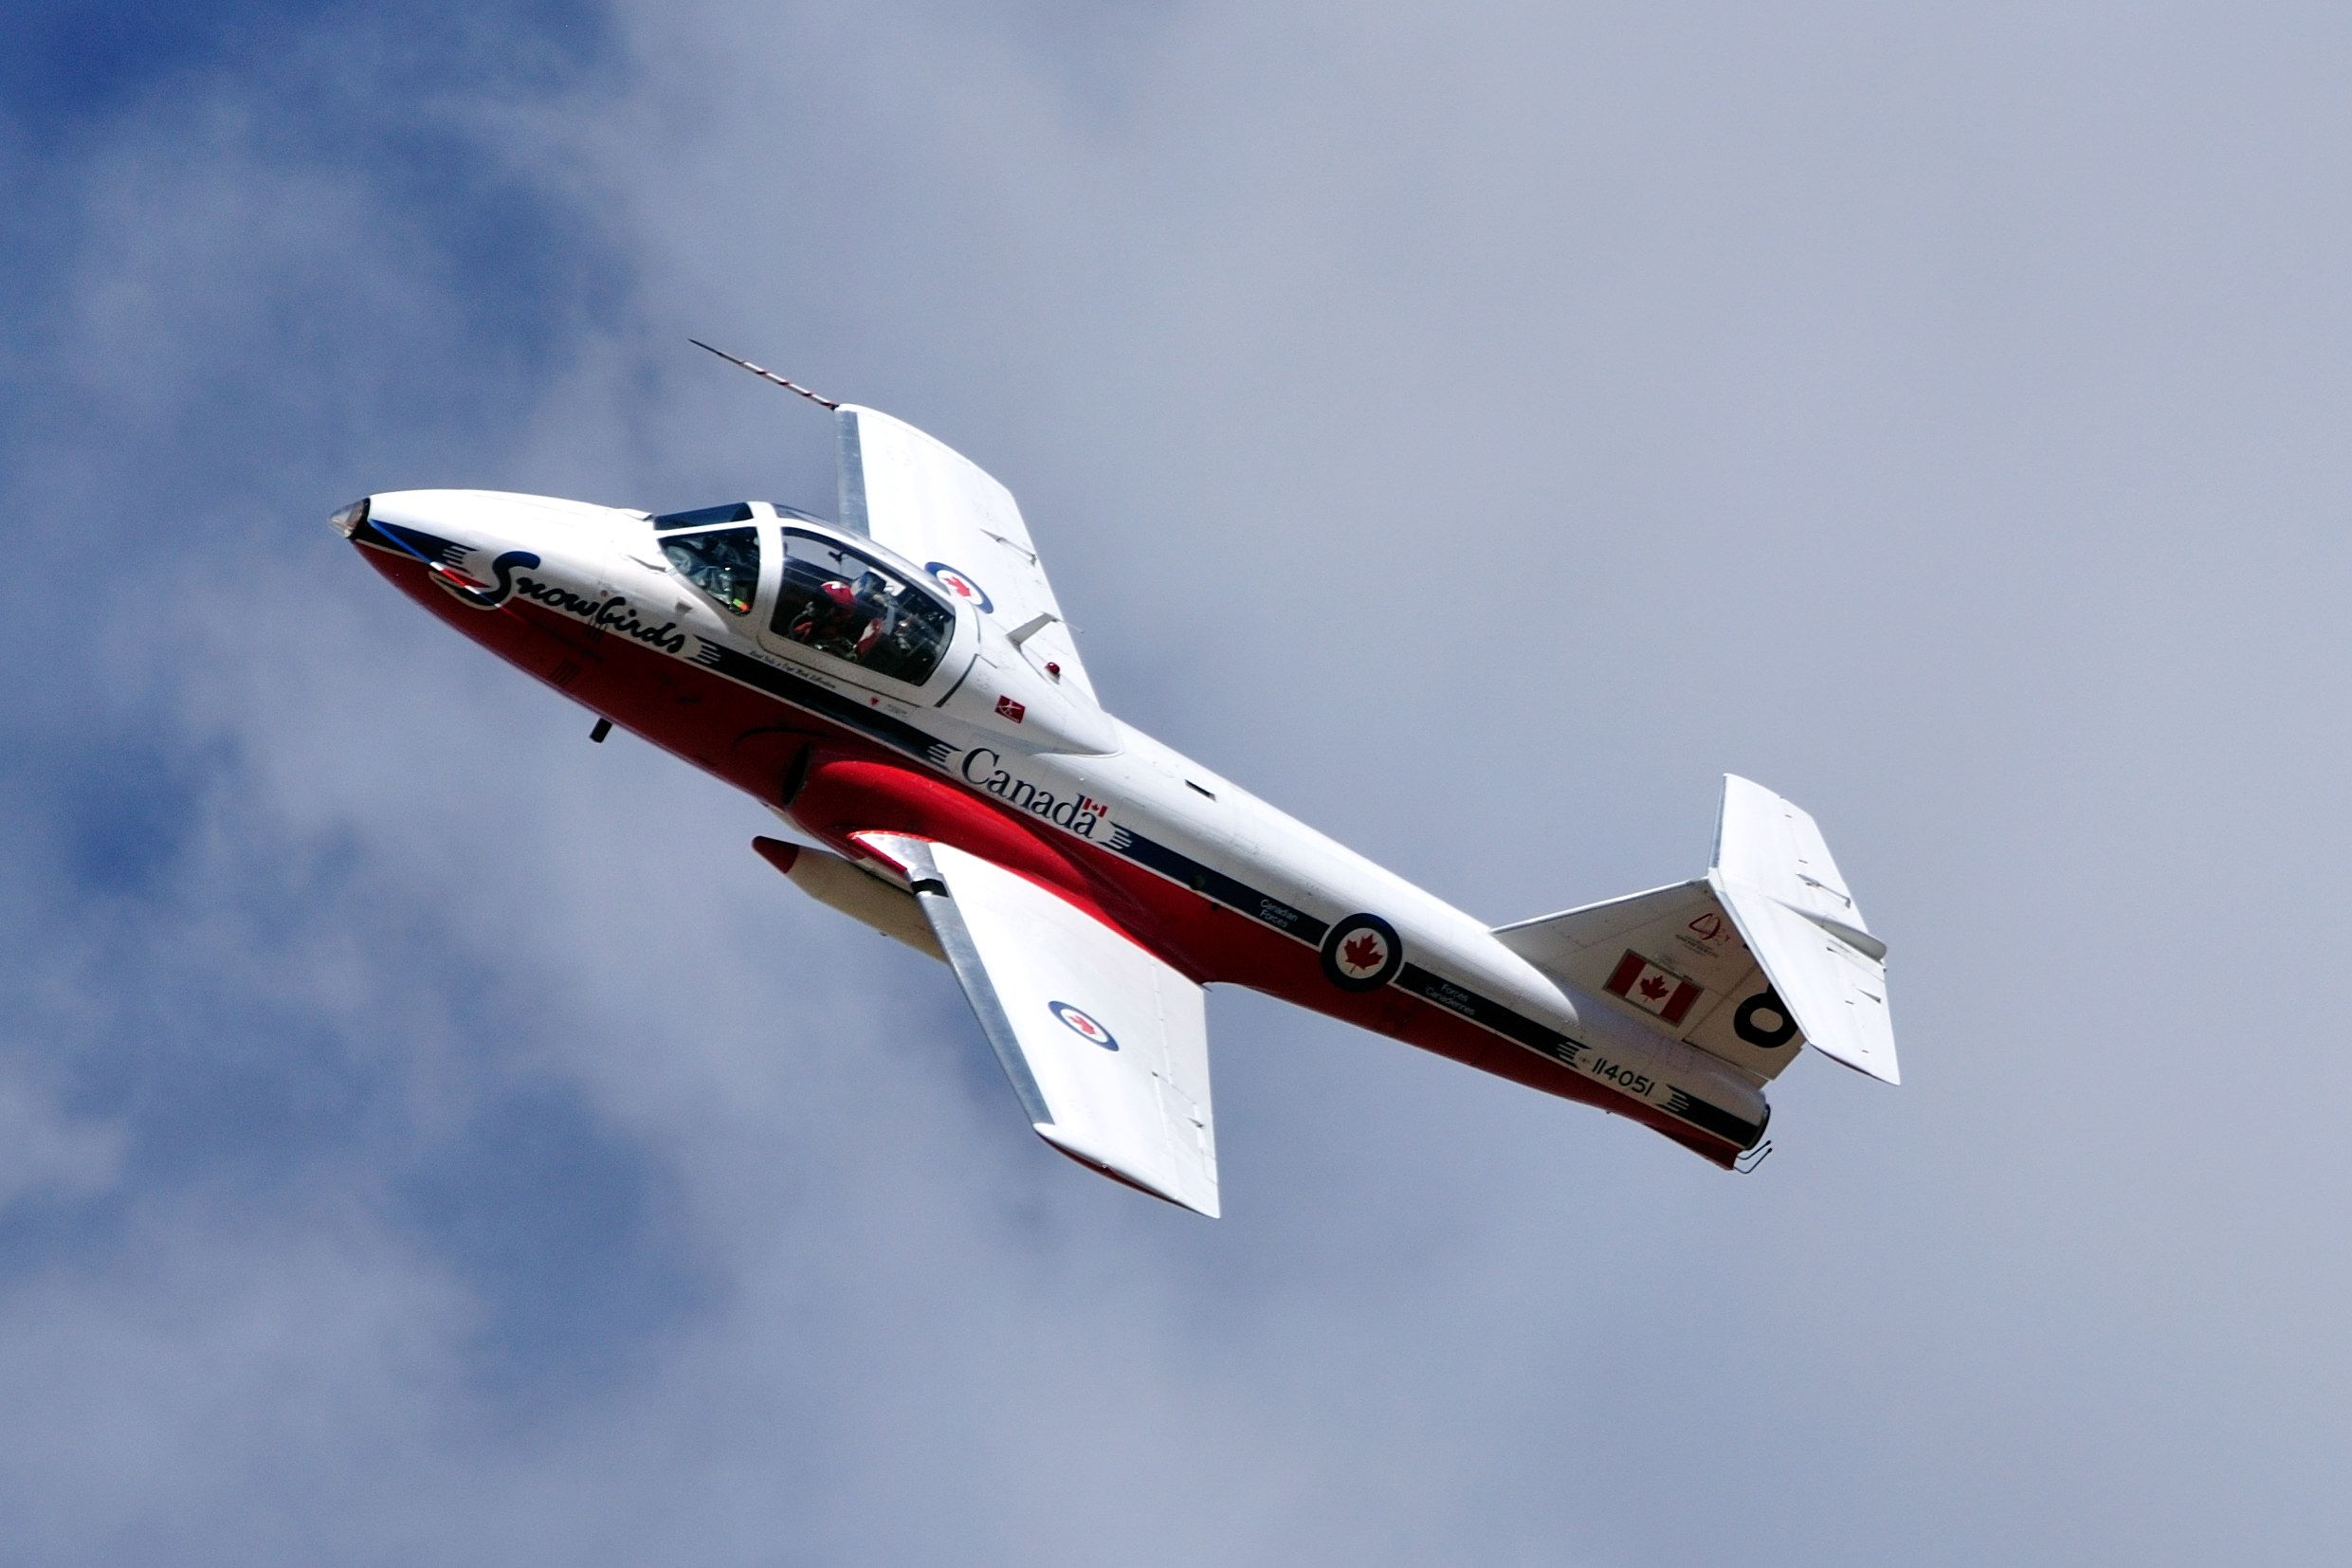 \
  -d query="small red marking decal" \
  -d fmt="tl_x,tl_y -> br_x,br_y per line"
995,696 -> 1026,722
